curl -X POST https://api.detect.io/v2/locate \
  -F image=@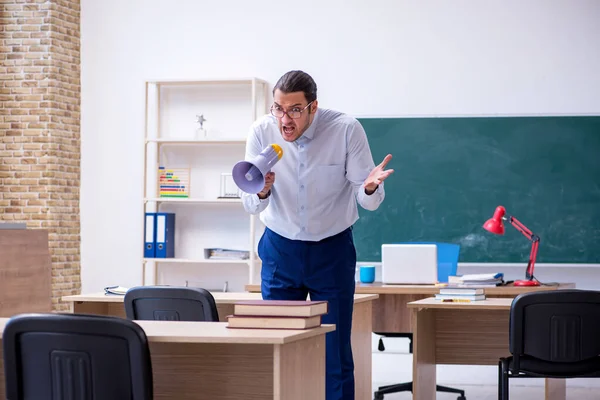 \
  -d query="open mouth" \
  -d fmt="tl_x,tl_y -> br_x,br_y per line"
282,125 -> 295,137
